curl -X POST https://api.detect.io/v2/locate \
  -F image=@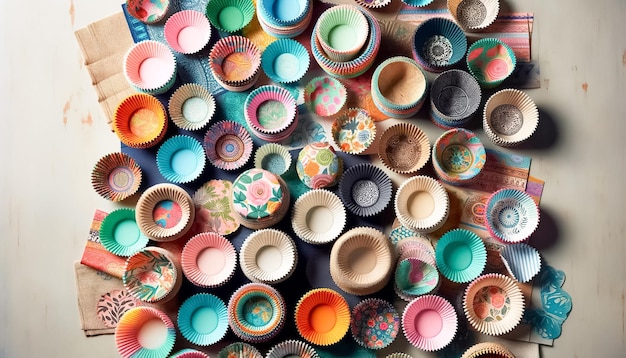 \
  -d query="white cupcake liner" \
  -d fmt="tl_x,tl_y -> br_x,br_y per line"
168,83 -> 216,131
483,88 -> 539,147
394,175 -> 450,233
240,228 -> 298,284
460,342 -> 516,358
448,0 -> 500,32
291,189 -> 346,245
